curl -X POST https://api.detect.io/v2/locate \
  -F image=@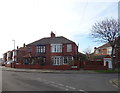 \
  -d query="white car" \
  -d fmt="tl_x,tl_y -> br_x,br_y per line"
6,60 -> 13,64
